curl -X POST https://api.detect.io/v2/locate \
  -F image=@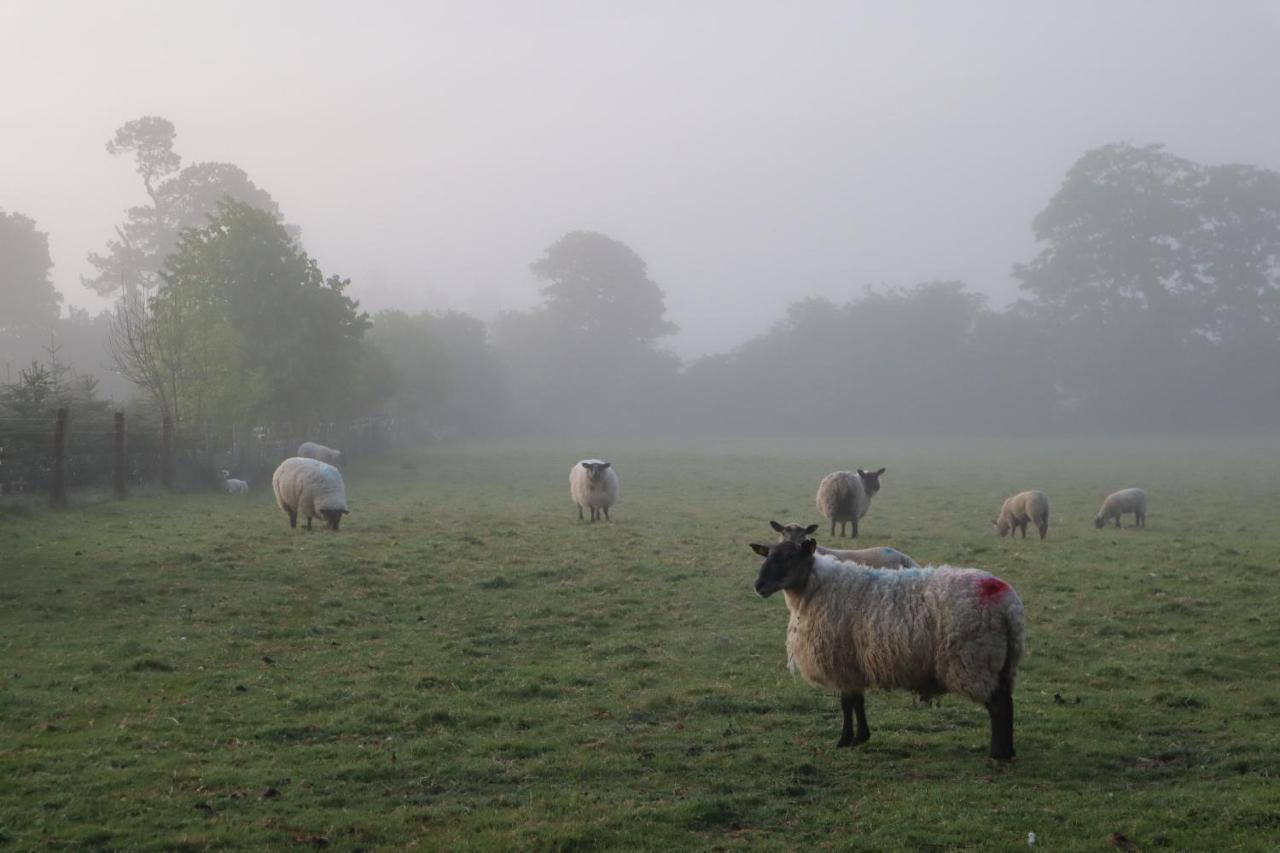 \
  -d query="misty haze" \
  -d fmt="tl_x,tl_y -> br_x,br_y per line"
2,2 -> 1278,849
